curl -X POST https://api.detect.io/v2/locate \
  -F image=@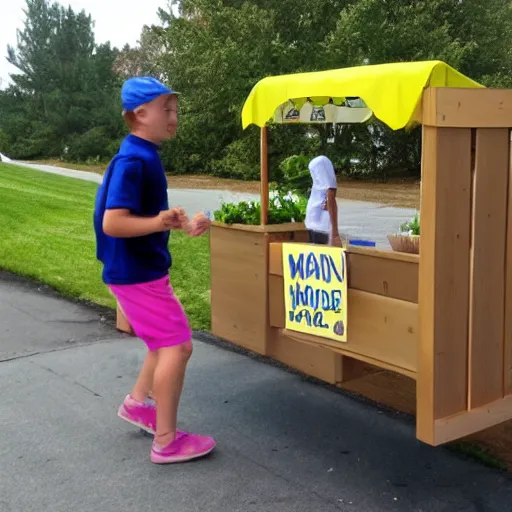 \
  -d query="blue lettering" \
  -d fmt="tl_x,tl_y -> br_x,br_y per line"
332,290 -> 342,311
329,255 -> 344,283
305,285 -> 314,308
291,283 -> 344,311
289,285 -> 296,310
313,312 -> 329,329
320,254 -> 331,283
321,290 -> 330,309
288,253 -> 304,280
288,250 -> 346,284
306,253 -> 320,280
293,309 -> 312,326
